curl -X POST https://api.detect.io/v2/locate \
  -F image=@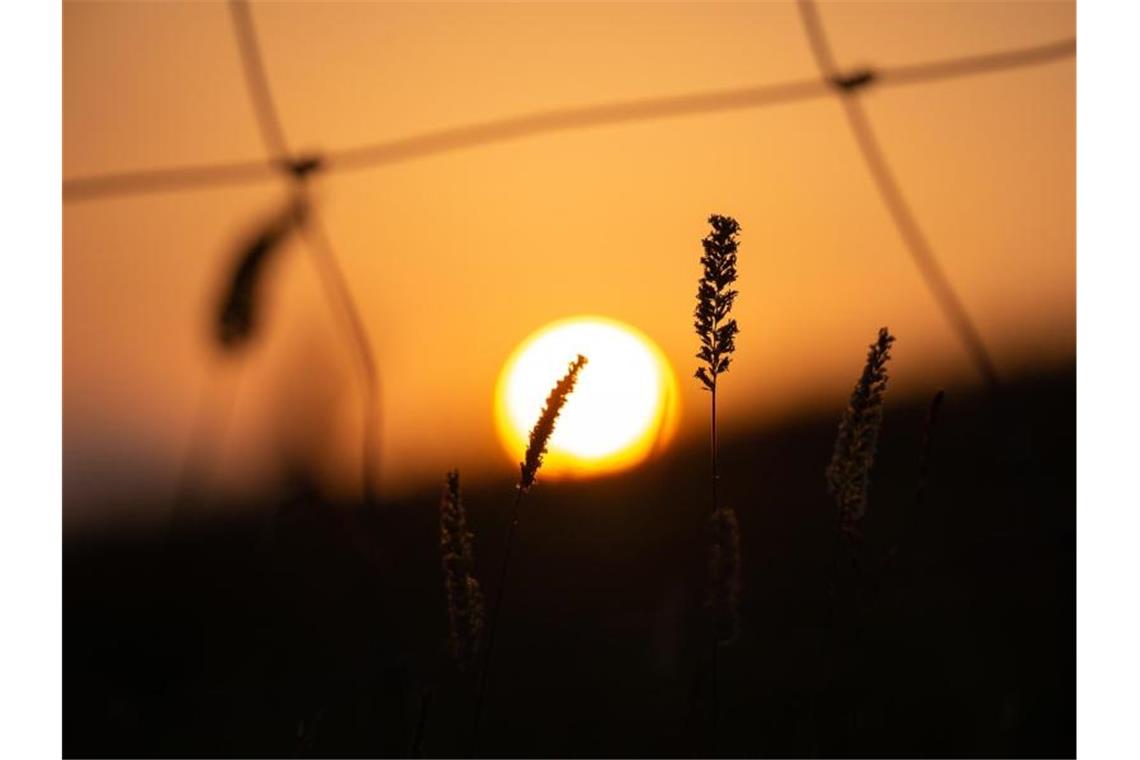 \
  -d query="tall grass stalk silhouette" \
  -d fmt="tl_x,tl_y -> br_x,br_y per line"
819,327 -> 895,750
826,327 -> 895,553
693,214 -> 742,738
470,354 -> 587,755
440,470 -> 486,670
